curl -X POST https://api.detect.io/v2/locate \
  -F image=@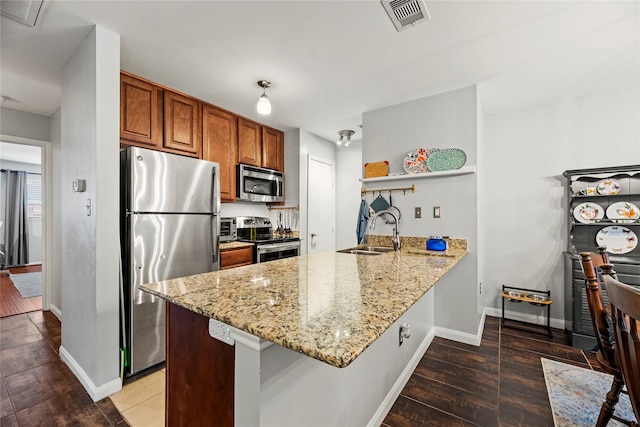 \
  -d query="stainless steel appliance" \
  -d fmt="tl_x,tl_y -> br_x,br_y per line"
235,216 -> 300,263
236,164 -> 284,203
220,217 -> 236,242
120,146 -> 220,377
